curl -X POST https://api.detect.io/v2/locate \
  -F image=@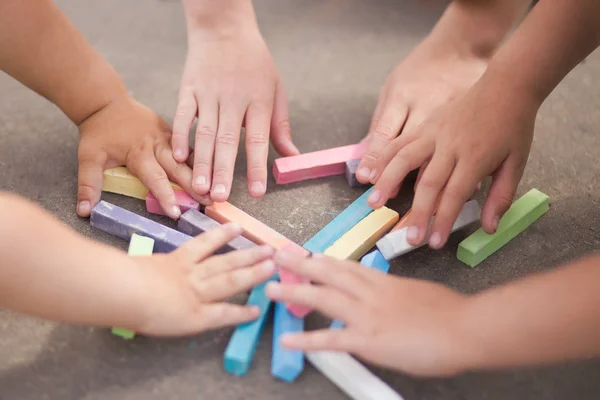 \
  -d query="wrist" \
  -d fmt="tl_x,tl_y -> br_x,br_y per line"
431,1 -> 528,60
182,0 -> 258,41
